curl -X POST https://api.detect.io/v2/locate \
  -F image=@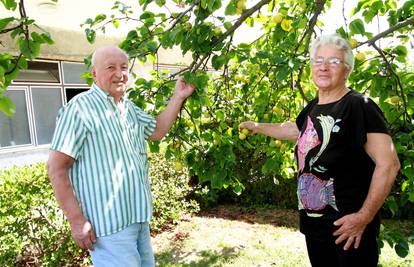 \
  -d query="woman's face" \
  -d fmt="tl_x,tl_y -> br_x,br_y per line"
311,45 -> 350,91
